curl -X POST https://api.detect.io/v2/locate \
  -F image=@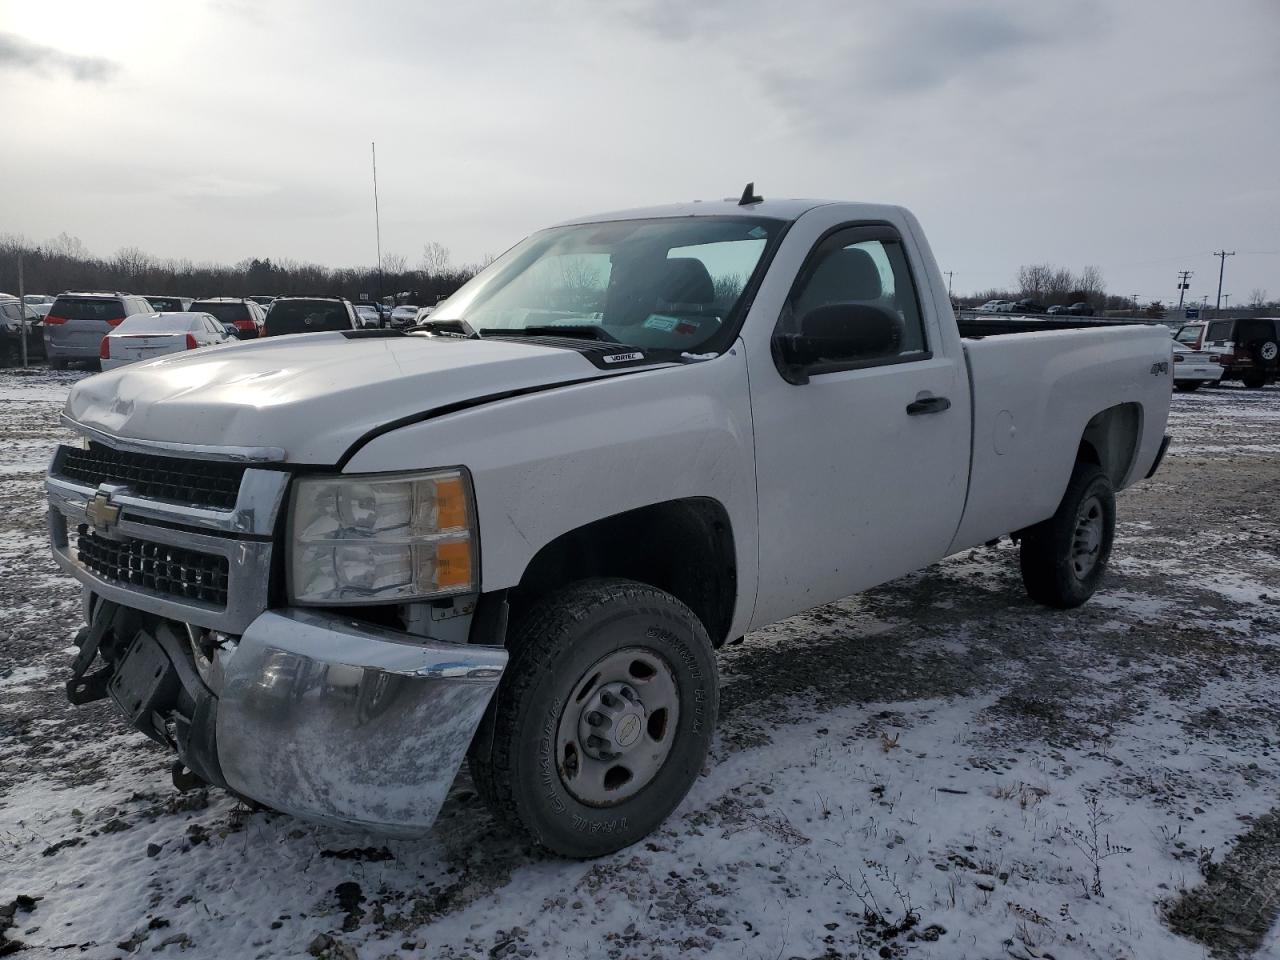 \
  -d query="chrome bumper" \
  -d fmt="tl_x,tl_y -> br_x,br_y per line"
214,608 -> 506,834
